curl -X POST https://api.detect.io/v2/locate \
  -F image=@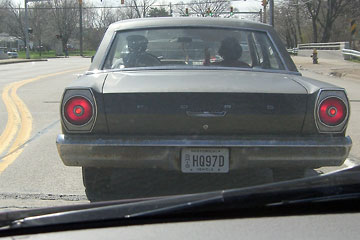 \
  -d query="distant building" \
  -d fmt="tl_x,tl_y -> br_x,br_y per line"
0,33 -> 23,51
